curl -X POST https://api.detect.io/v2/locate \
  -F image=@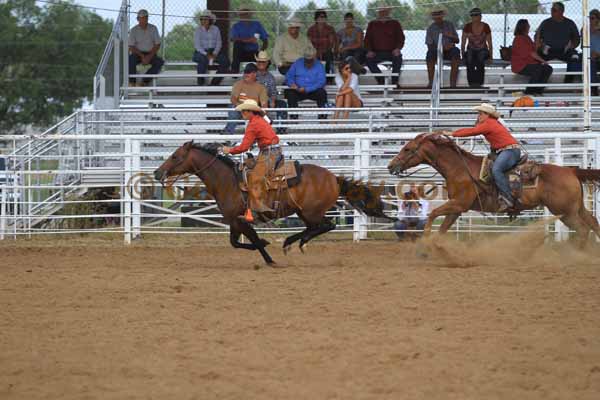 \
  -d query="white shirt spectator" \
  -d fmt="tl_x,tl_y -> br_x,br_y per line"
397,198 -> 429,219
335,72 -> 363,102
194,25 -> 222,55
129,23 -> 161,52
